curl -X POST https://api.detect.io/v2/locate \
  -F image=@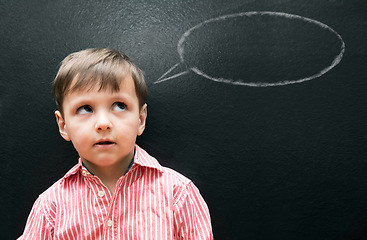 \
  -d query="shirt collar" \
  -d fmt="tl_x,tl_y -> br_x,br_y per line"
63,144 -> 163,179
134,144 -> 164,173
